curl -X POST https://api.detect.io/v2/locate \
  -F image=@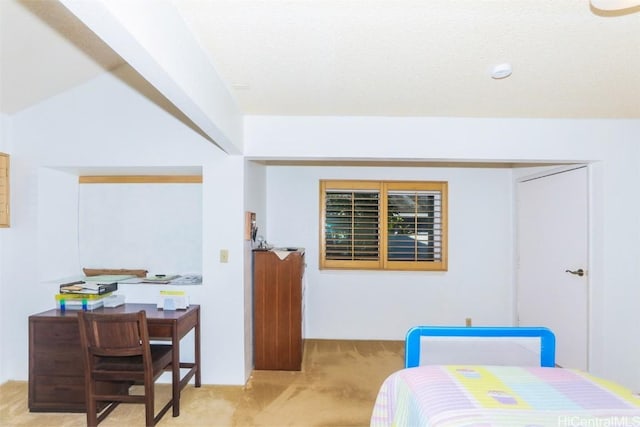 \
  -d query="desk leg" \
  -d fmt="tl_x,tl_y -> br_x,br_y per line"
195,308 -> 201,387
172,324 -> 181,417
